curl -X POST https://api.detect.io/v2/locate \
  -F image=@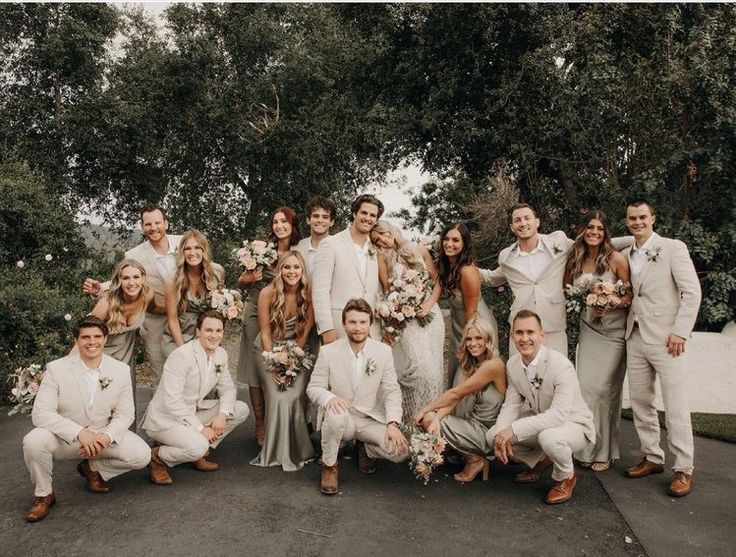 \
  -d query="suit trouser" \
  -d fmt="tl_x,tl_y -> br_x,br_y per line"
147,402 -> 249,467
492,422 -> 590,481
508,330 -> 568,360
320,410 -> 408,467
139,312 -> 167,385
23,428 -> 151,496
627,328 -> 694,473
